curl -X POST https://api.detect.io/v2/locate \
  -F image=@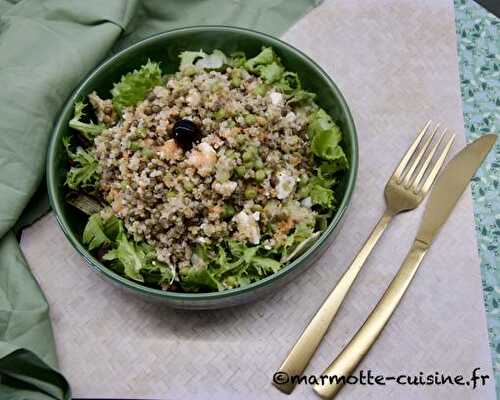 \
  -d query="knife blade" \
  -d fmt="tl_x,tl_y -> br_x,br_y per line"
313,133 -> 497,399
417,134 -> 497,246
